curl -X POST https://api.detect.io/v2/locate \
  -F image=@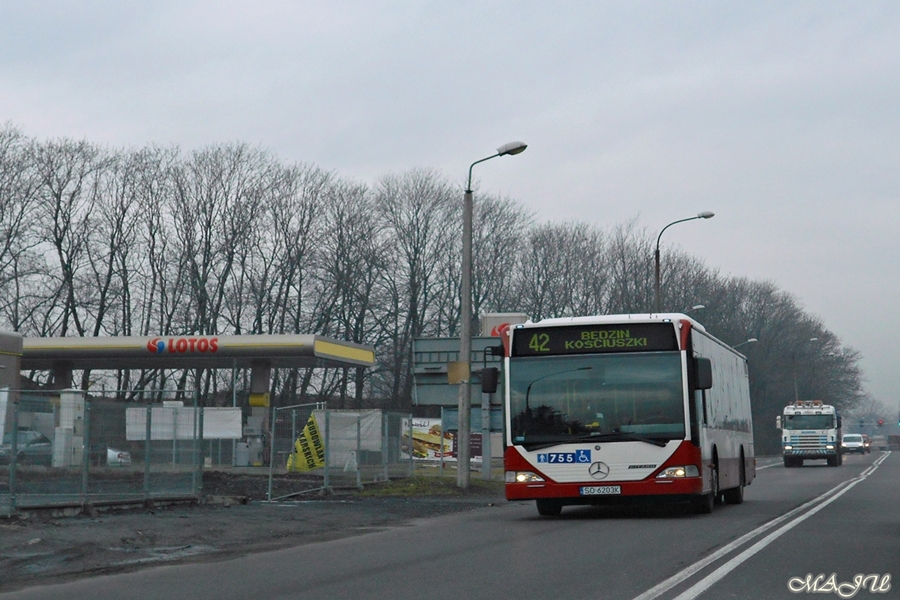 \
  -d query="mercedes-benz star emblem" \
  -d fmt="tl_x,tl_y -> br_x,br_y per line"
588,461 -> 610,480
